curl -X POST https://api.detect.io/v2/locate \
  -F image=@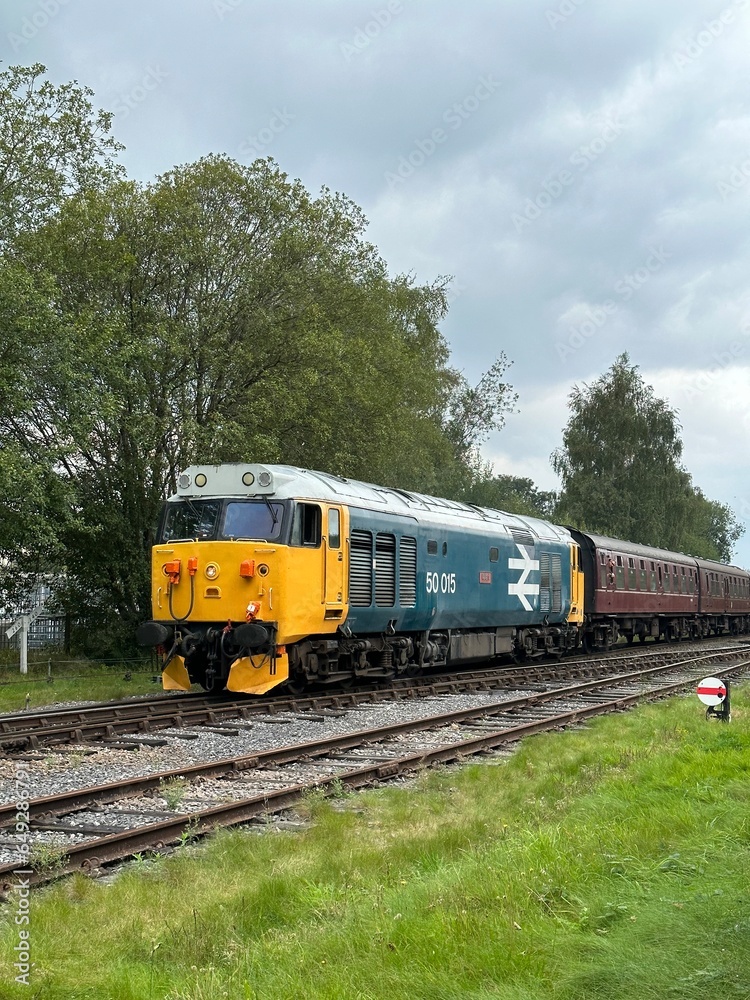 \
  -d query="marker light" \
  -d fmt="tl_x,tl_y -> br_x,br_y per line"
195,473 -> 207,487
258,471 -> 272,487
178,474 -> 191,489
240,560 -> 255,578
205,563 -> 220,580
242,471 -> 255,486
